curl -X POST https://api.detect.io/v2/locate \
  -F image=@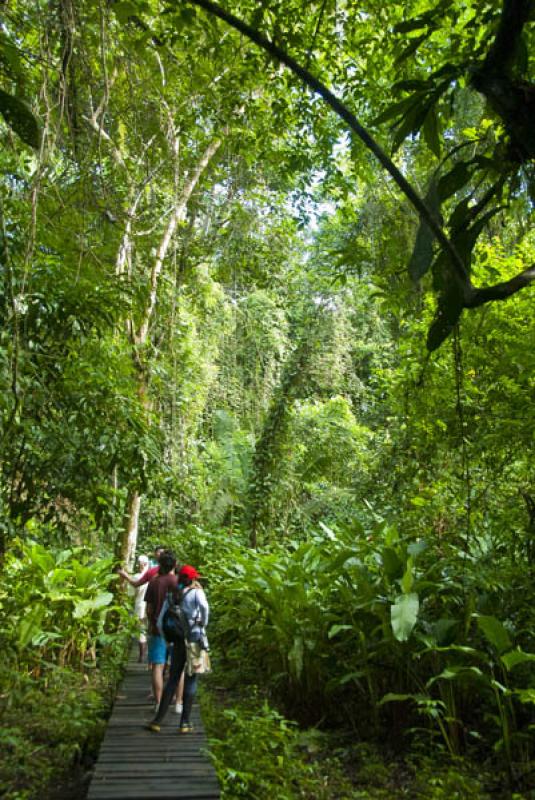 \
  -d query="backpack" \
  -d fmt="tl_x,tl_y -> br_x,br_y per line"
160,594 -> 186,643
